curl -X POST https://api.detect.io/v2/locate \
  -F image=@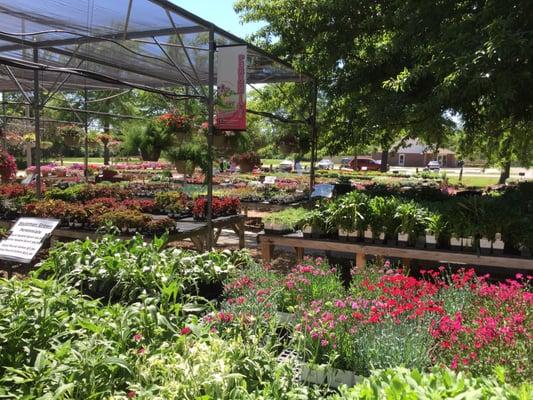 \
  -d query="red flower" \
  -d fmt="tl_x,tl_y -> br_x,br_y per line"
180,326 -> 192,335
